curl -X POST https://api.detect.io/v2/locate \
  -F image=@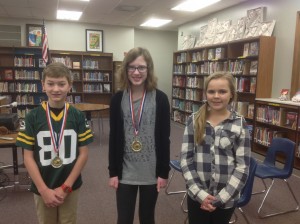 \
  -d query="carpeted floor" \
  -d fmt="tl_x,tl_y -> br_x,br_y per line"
0,119 -> 299,224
